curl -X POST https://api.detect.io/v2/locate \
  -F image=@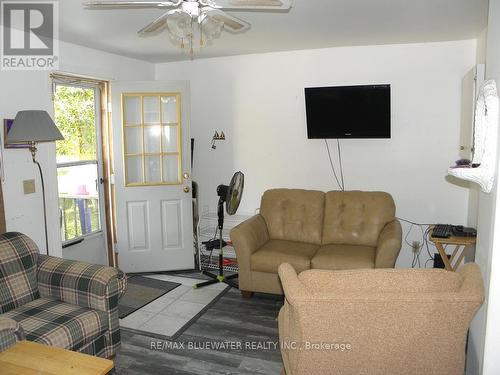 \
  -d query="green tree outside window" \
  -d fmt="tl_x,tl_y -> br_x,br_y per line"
54,86 -> 97,161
